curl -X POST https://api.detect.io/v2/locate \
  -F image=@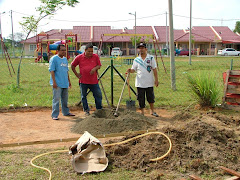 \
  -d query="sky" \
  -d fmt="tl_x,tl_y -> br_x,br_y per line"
0,0 -> 239,39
